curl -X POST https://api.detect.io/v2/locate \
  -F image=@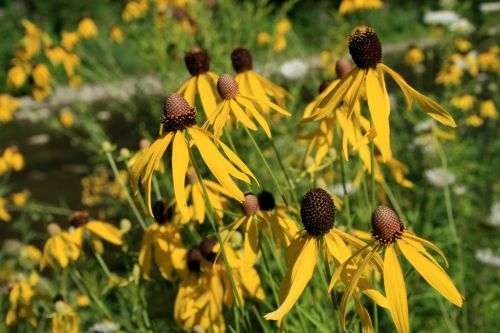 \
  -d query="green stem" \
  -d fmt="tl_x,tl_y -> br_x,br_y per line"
338,151 -> 353,231
270,139 -> 299,205
381,181 -> 408,225
94,251 -> 112,280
